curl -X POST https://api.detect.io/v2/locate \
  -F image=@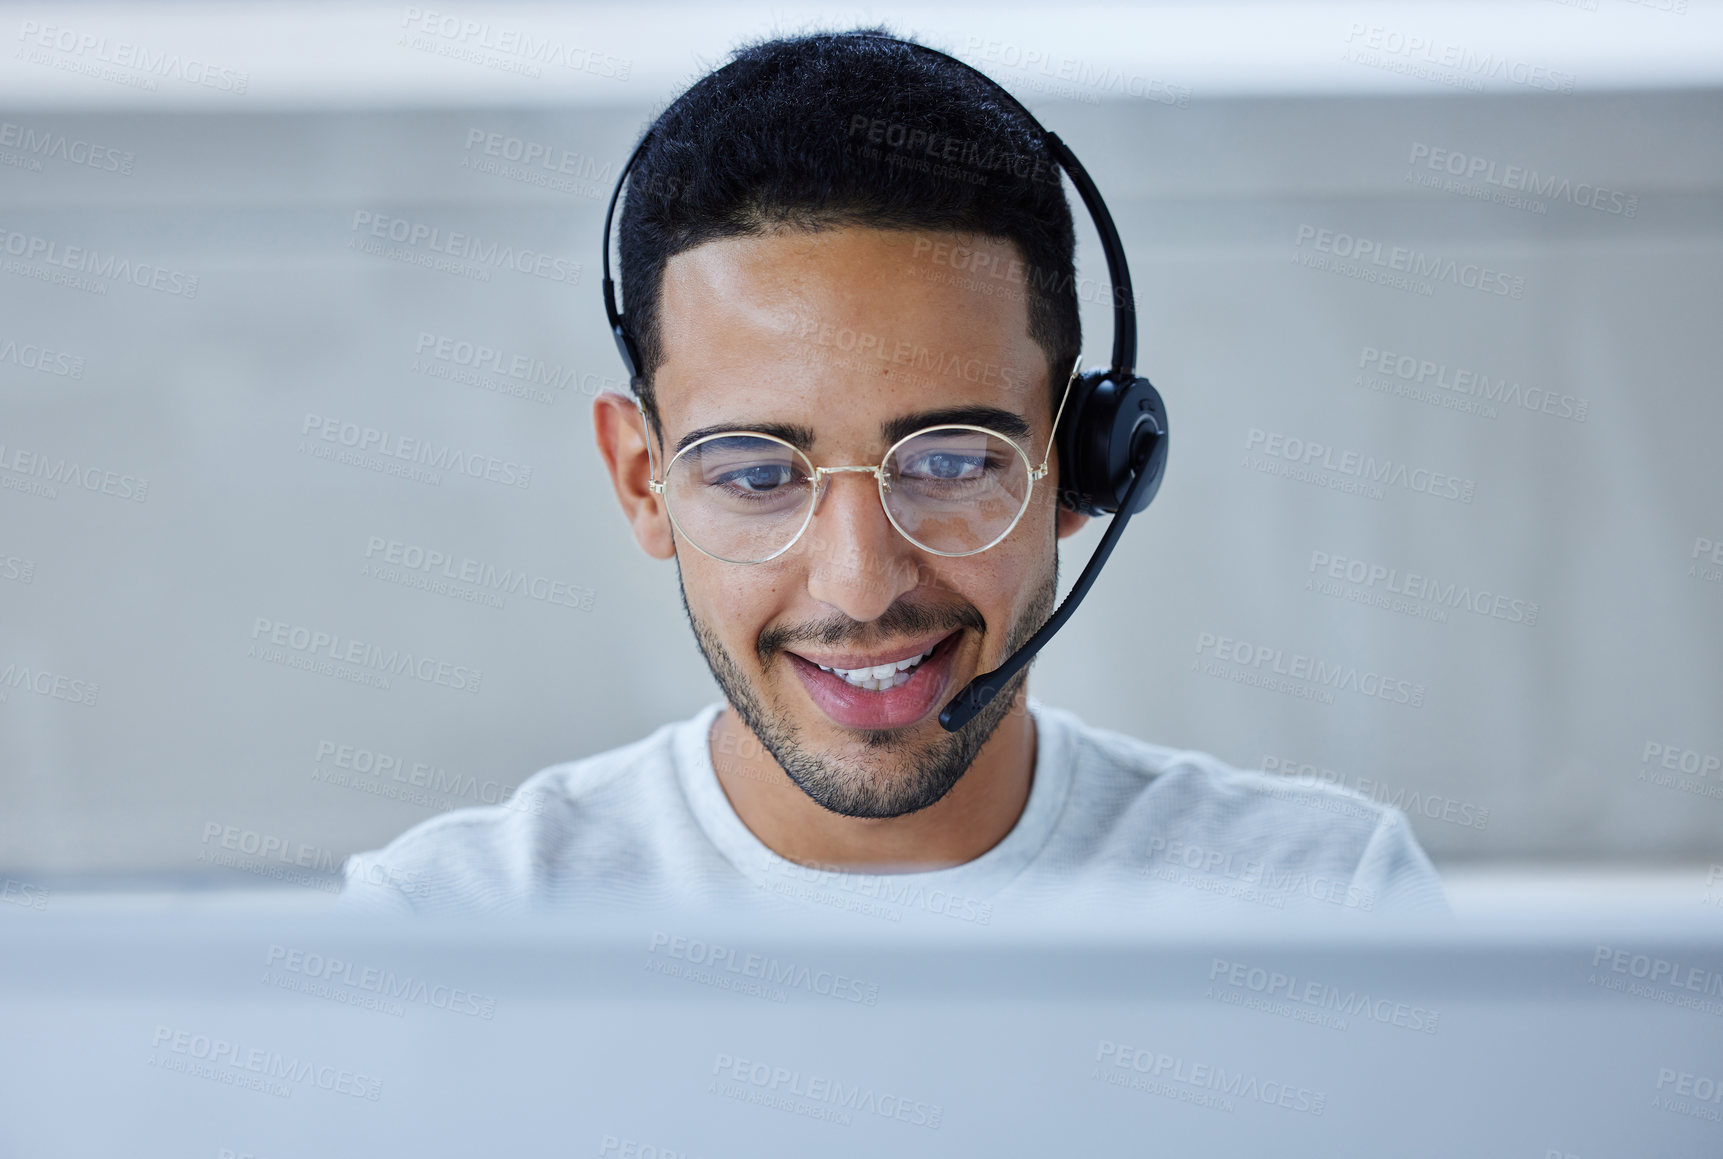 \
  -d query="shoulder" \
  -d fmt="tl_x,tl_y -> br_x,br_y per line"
1036,703 -> 1447,914
1044,699 -> 1392,838
337,710 -> 703,916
